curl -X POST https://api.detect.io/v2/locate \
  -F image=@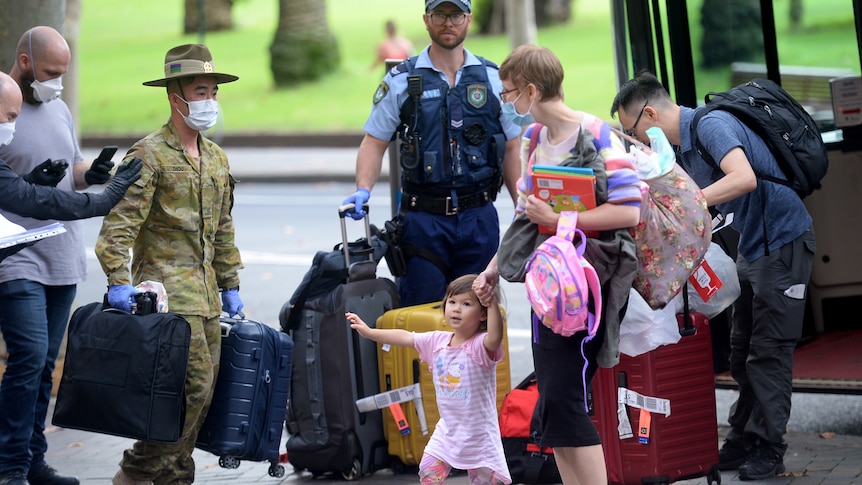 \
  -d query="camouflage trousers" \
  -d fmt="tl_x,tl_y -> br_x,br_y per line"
119,315 -> 221,485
